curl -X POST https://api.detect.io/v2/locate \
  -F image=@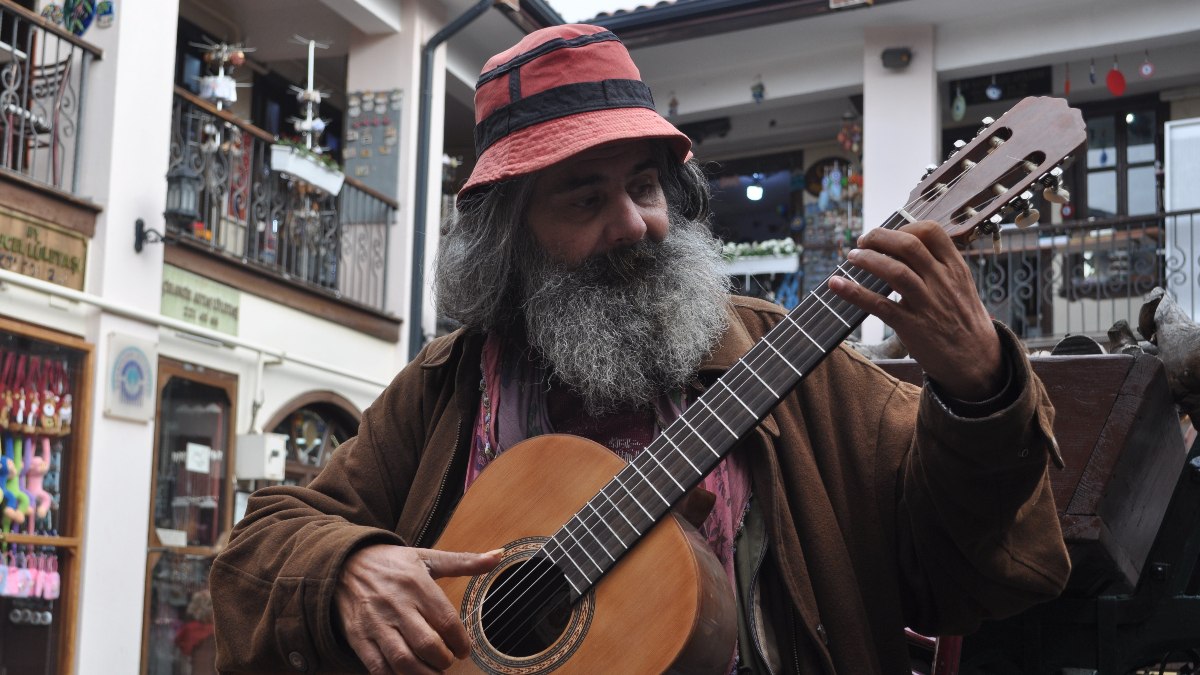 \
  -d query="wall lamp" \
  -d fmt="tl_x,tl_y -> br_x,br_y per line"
136,164 -> 202,253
